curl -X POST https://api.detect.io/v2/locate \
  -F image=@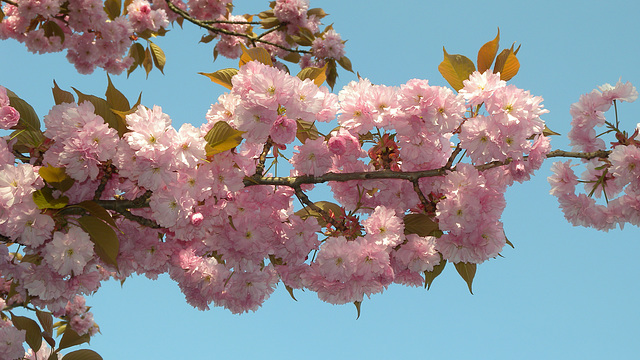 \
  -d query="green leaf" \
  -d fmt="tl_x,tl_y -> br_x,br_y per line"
477,28 -> 500,74
438,47 -> 476,92
325,59 -> 338,91
307,8 -> 328,18
148,40 -> 166,74
260,16 -> 280,29
239,43 -> 273,68
36,310 -> 54,336
403,213 -> 439,237
75,201 -> 119,230
353,300 -> 362,320
11,314 -> 43,354
493,44 -> 520,81
542,125 -> 560,137
126,42 -> 145,77
57,327 -> 90,351
105,74 -> 130,112
103,0 -> 121,20
204,121 -> 245,155
60,349 -> 103,360
199,34 -> 215,44
285,285 -> 297,301
293,201 -> 342,227
282,52 -> 301,64
295,119 -> 321,144
33,187 -> 69,209
77,216 -> 120,268
337,56 -> 354,73
6,88 -> 44,148
142,46 -> 153,78
52,80 -> 75,105
454,262 -> 476,294
297,63 -> 327,87
72,87 -> 128,137
42,20 -> 65,44
199,68 -> 239,90
424,255 -> 446,290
